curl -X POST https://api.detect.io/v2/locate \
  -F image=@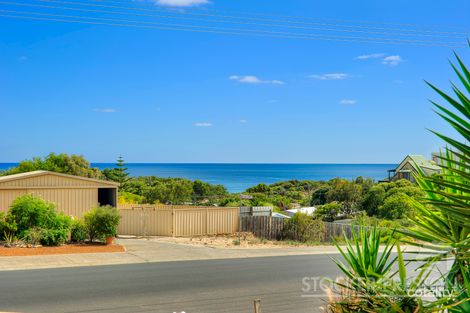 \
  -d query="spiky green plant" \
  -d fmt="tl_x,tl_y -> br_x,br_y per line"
328,48 -> 470,312
401,48 -> 470,311
329,242 -> 464,313
333,226 -> 397,283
